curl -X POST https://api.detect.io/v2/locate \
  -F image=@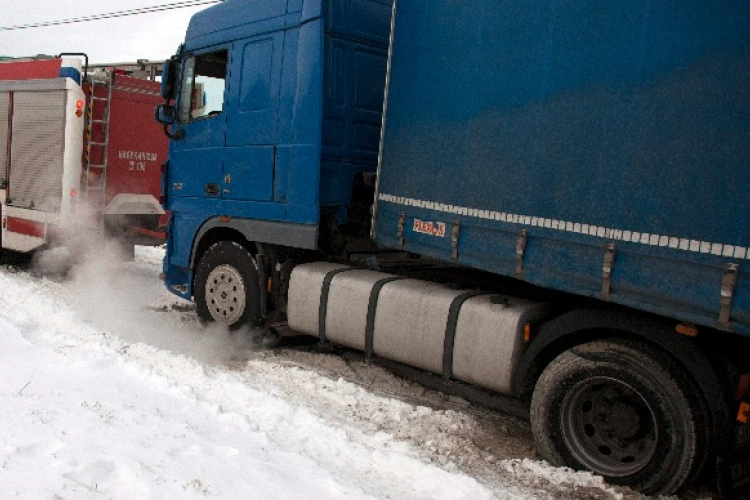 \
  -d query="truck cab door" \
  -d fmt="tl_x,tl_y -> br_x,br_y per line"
223,32 -> 284,202
167,49 -> 229,203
